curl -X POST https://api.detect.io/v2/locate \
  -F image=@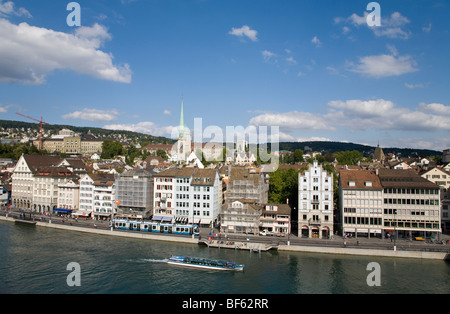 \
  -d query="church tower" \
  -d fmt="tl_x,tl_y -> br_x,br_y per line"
373,143 -> 385,162
176,97 -> 191,163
